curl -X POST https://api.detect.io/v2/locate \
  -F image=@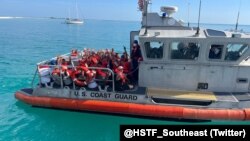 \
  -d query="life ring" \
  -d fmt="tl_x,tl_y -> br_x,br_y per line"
74,79 -> 87,87
71,70 -> 87,87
